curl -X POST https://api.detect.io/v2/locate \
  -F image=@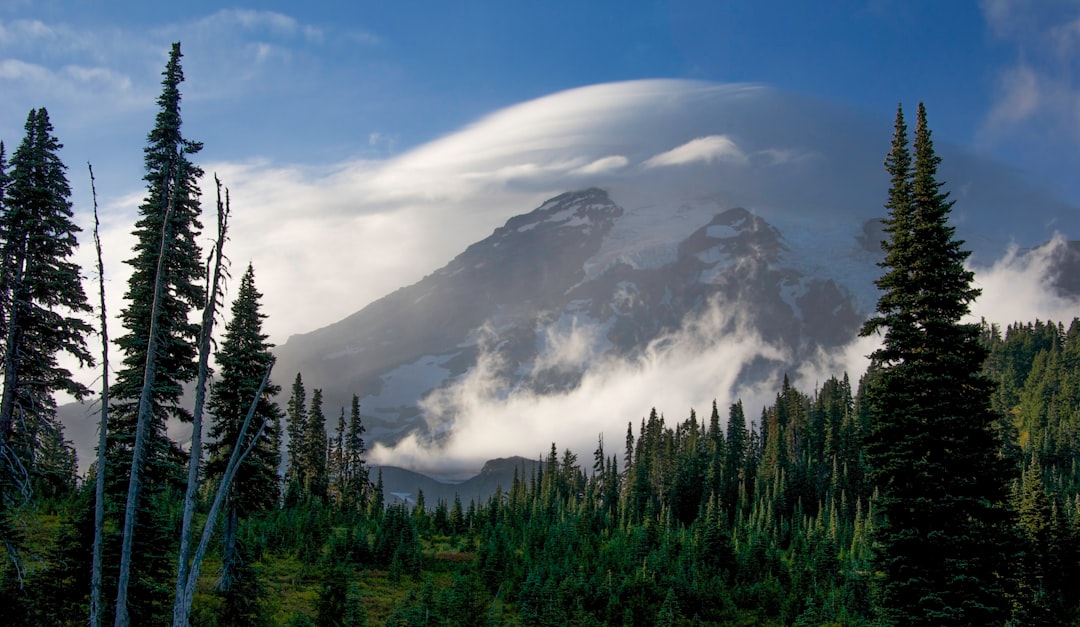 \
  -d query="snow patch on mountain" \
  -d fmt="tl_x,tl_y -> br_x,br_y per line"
368,352 -> 460,419
584,198 -> 720,279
